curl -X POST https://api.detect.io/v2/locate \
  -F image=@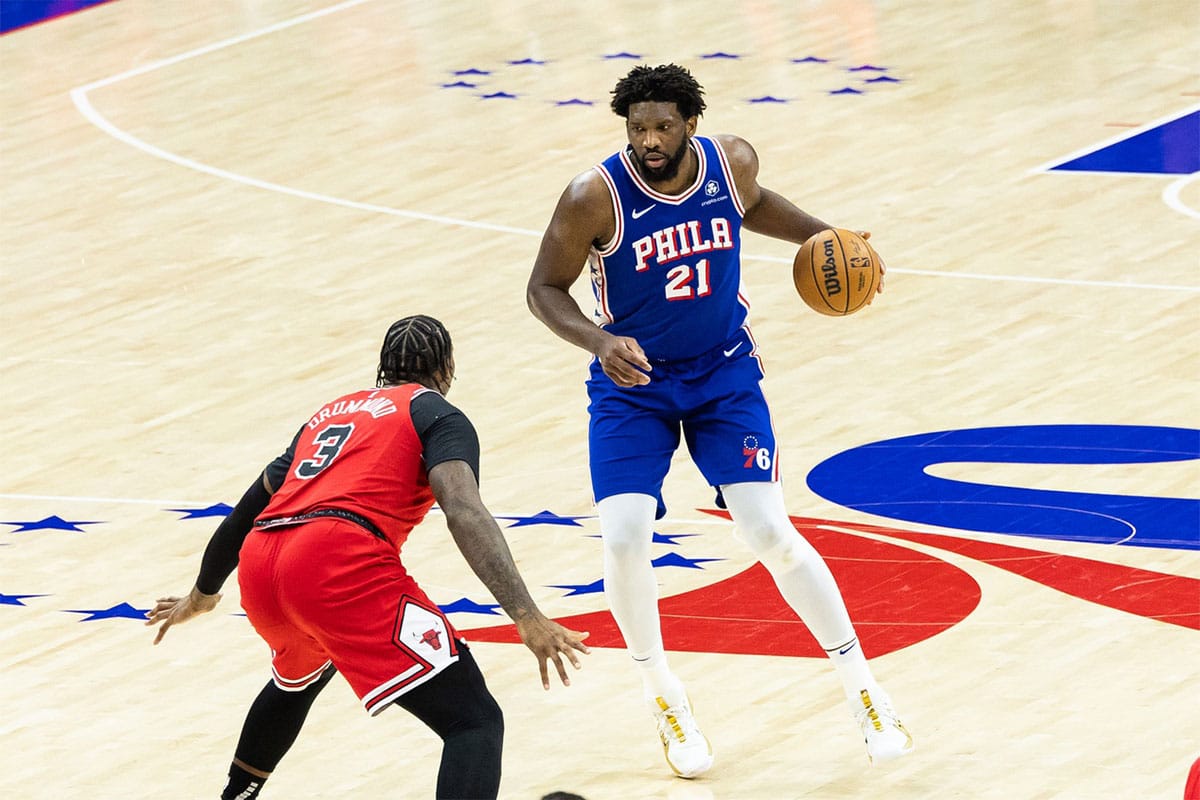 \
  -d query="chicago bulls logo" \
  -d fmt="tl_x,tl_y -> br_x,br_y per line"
420,628 -> 442,651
